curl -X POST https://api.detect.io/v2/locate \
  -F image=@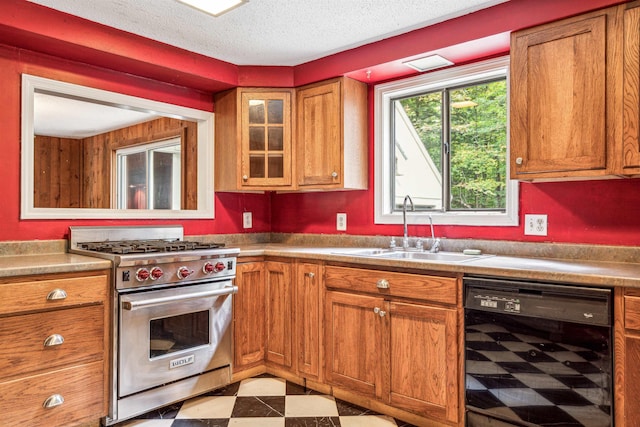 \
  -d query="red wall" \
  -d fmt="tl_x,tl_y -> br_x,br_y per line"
1,0 -> 638,246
